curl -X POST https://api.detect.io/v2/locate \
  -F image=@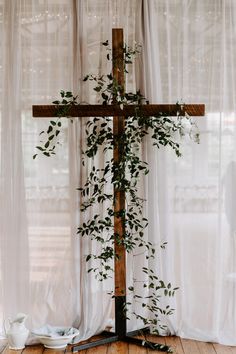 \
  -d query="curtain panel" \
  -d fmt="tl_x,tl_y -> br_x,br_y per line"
142,0 -> 236,345
0,0 -> 141,343
1,0 -> 236,346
